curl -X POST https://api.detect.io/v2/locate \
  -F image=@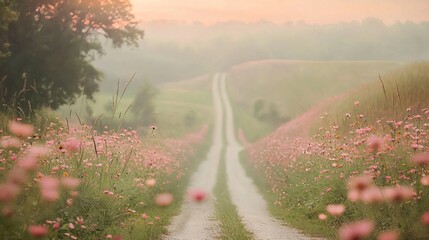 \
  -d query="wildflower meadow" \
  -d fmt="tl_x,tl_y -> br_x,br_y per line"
0,113 -> 209,239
